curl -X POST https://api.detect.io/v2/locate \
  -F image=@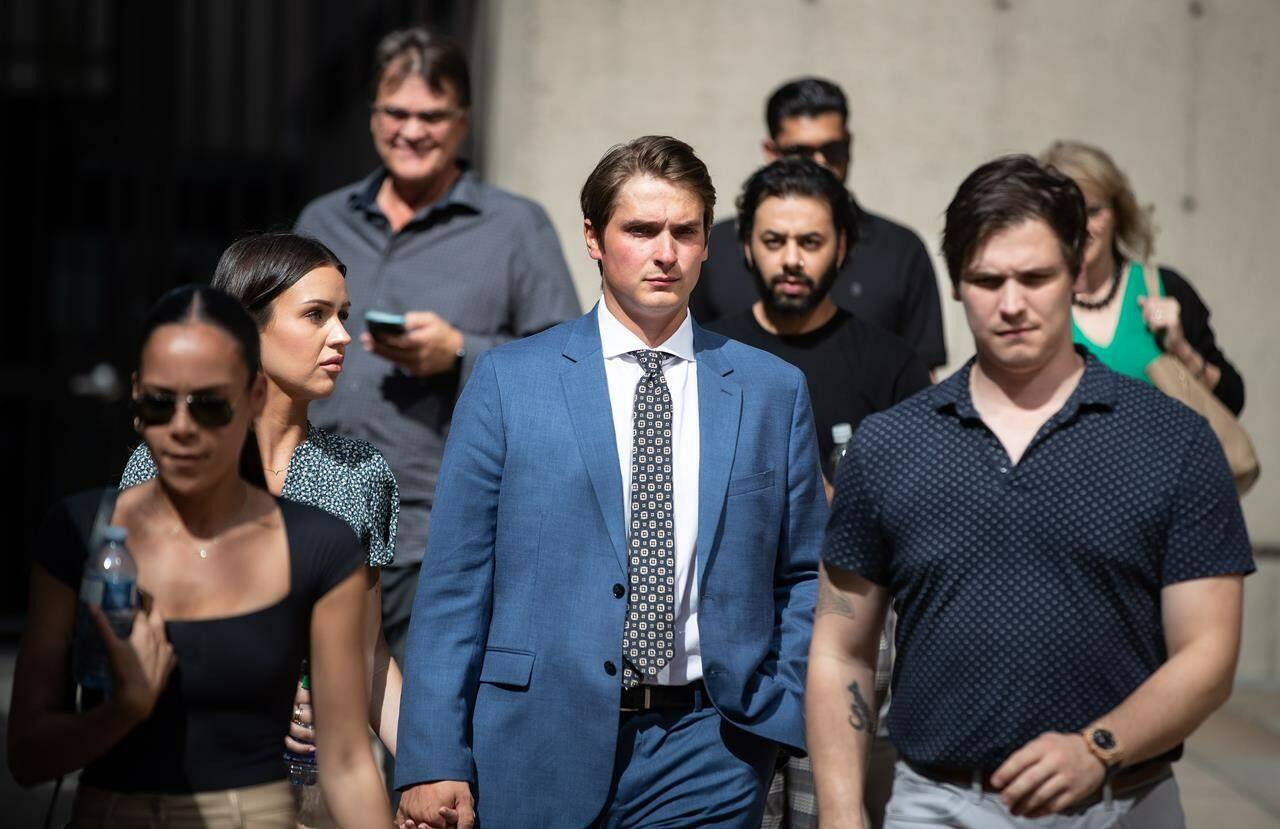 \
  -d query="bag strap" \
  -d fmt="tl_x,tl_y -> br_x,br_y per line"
1139,261 -> 1172,351
1139,260 -> 1162,299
